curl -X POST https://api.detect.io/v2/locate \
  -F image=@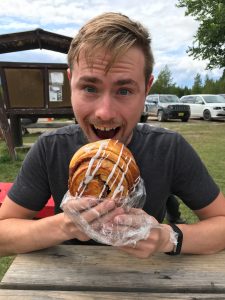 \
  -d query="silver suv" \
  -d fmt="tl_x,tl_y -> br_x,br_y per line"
140,102 -> 151,123
146,94 -> 190,122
